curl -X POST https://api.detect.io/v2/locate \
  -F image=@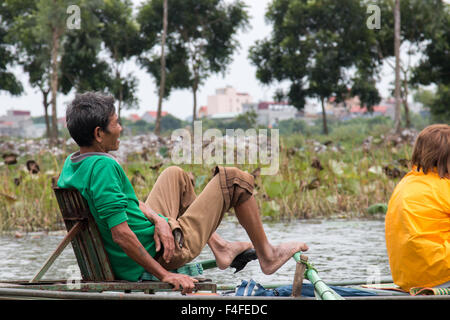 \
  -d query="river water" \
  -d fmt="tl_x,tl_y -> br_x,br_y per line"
0,218 -> 391,287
